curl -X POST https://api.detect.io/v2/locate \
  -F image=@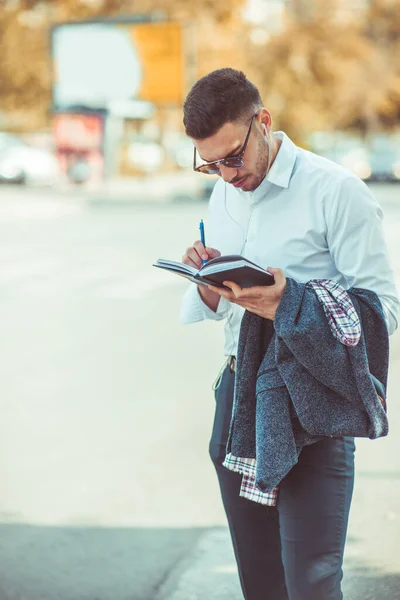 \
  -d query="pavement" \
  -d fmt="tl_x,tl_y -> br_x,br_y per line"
59,172 -> 213,206
84,172 -> 213,205
0,181 -> 399,600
